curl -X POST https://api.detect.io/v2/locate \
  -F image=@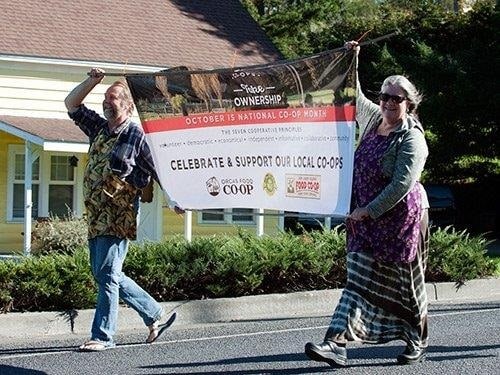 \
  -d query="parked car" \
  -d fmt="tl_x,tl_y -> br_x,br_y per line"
284,184 -> 457,233
424,184 -> 457,228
